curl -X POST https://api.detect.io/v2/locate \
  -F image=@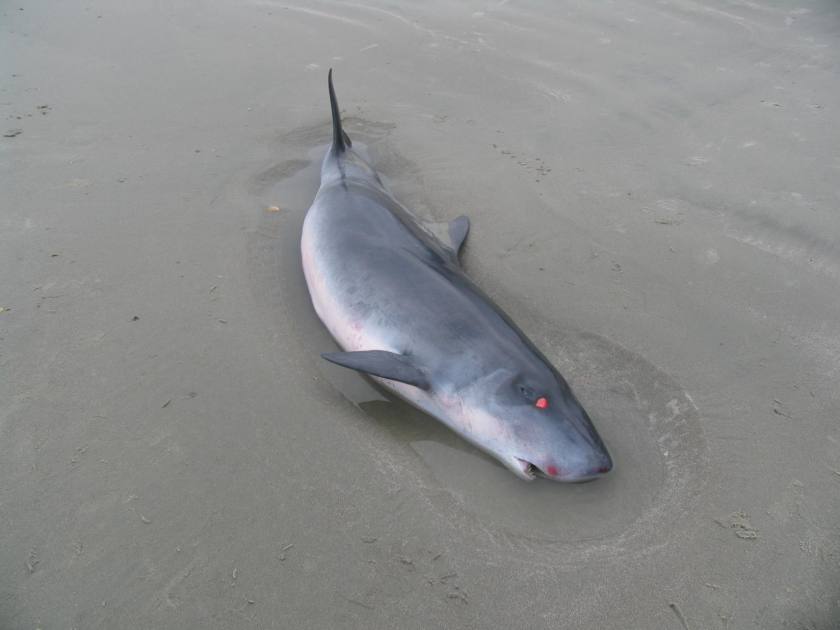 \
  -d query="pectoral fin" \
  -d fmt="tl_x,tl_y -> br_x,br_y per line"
321,350 -> 430,390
